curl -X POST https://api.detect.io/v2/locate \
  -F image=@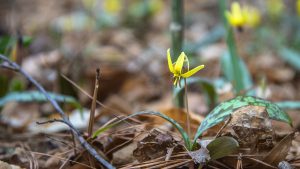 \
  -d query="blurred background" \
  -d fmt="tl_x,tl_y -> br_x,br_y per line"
1,0 -> 300,130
